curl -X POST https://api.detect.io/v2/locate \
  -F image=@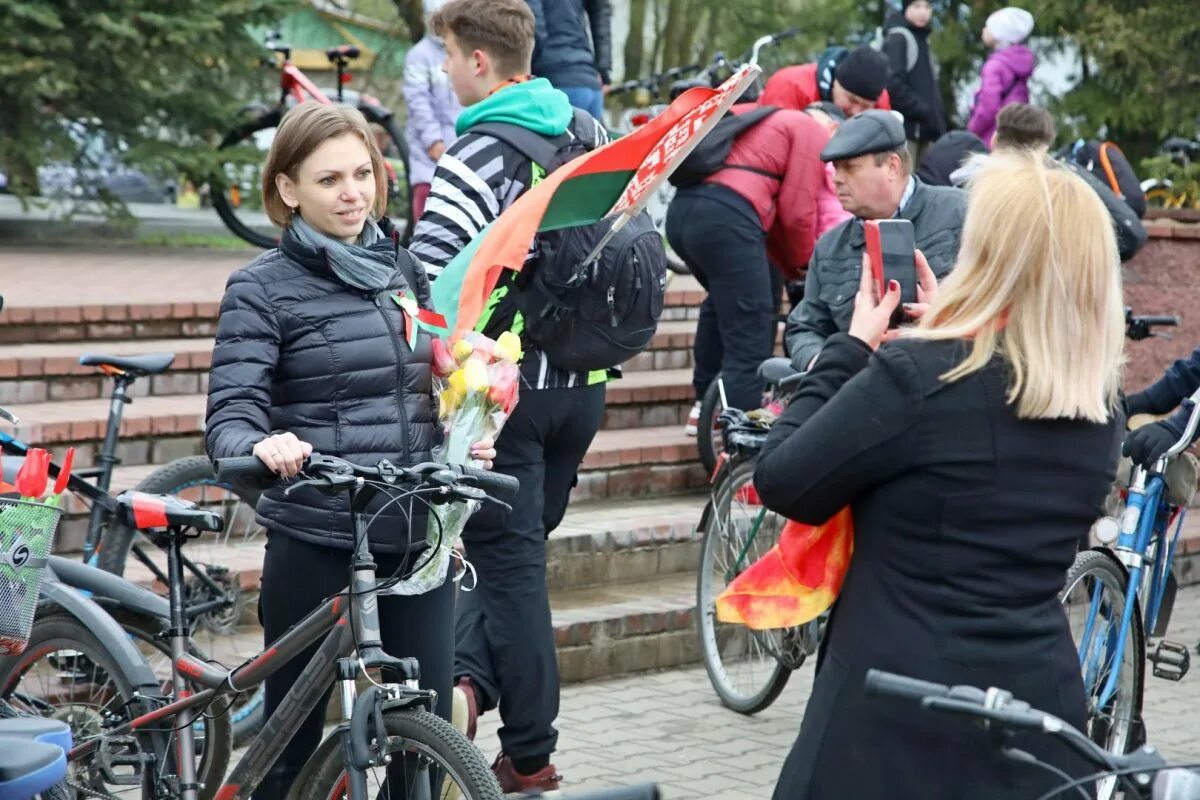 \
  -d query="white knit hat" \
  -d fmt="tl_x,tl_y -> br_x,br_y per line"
985,7 -> 1035,46
424,0 -> 445,15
